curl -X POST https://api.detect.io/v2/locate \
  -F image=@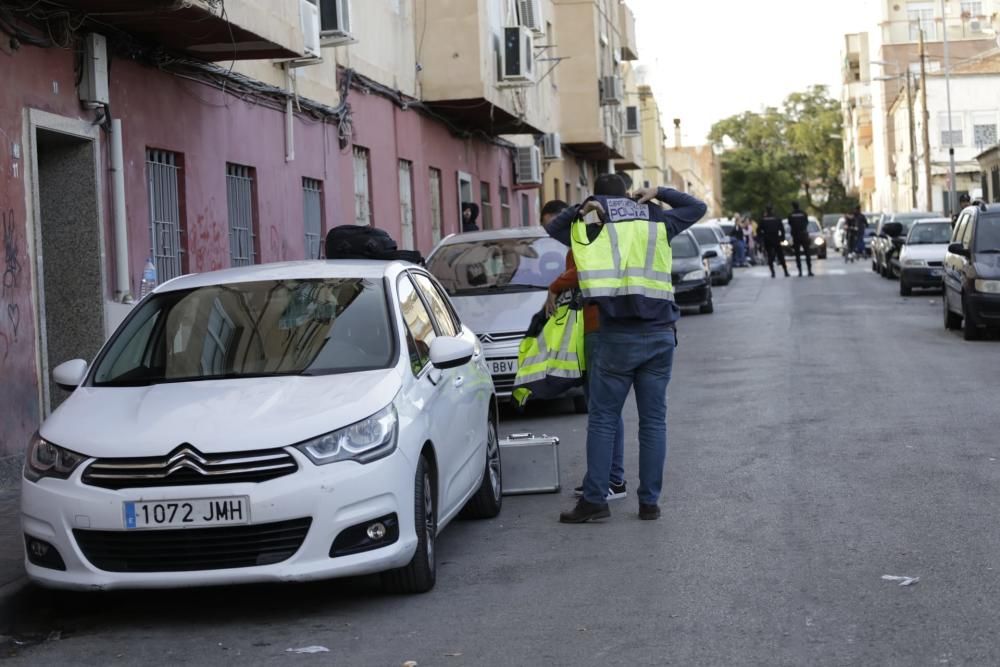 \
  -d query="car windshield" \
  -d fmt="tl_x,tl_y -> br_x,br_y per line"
975,214 -> 1000,252
672,233 -> 700,259
808,220 -> 821,234
690,227 -> 718,246
907,223 -> 952,245
92,278 -> 394,386
427,236 -> 567,295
